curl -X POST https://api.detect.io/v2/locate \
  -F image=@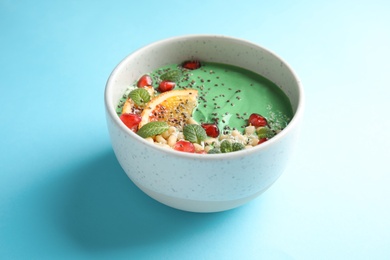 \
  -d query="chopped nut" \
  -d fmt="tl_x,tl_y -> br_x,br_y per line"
245,126 -> 256,135
193,143 -> 204,152
155,135 -> 167,144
